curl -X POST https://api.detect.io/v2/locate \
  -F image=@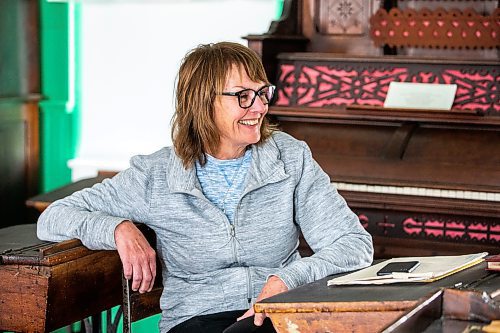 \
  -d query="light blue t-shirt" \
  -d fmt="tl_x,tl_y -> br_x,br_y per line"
195,149 -> 252,224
